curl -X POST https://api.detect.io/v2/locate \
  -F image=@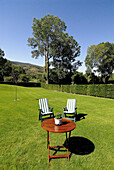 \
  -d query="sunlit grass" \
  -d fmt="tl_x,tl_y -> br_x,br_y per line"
0,84 -> 113,169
